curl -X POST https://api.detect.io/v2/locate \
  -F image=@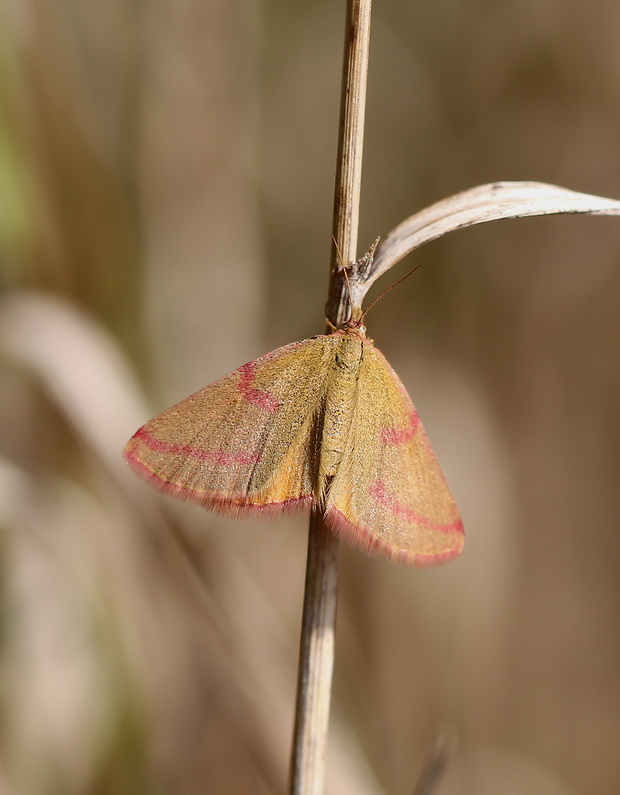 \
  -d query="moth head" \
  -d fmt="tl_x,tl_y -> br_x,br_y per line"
341,314 -> 366,335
